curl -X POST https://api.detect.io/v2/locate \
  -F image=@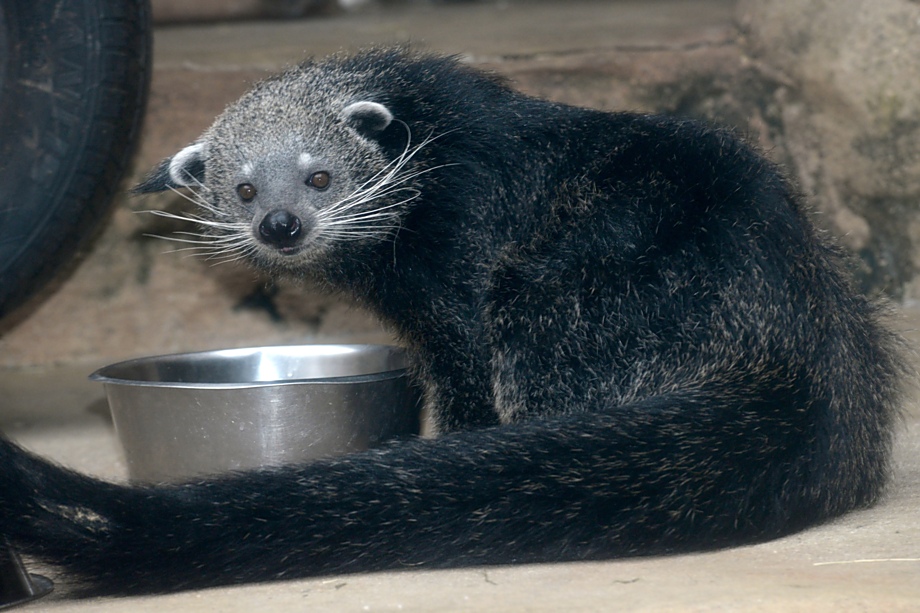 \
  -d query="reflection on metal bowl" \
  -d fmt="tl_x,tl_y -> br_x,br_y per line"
91,344 -> 420,483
